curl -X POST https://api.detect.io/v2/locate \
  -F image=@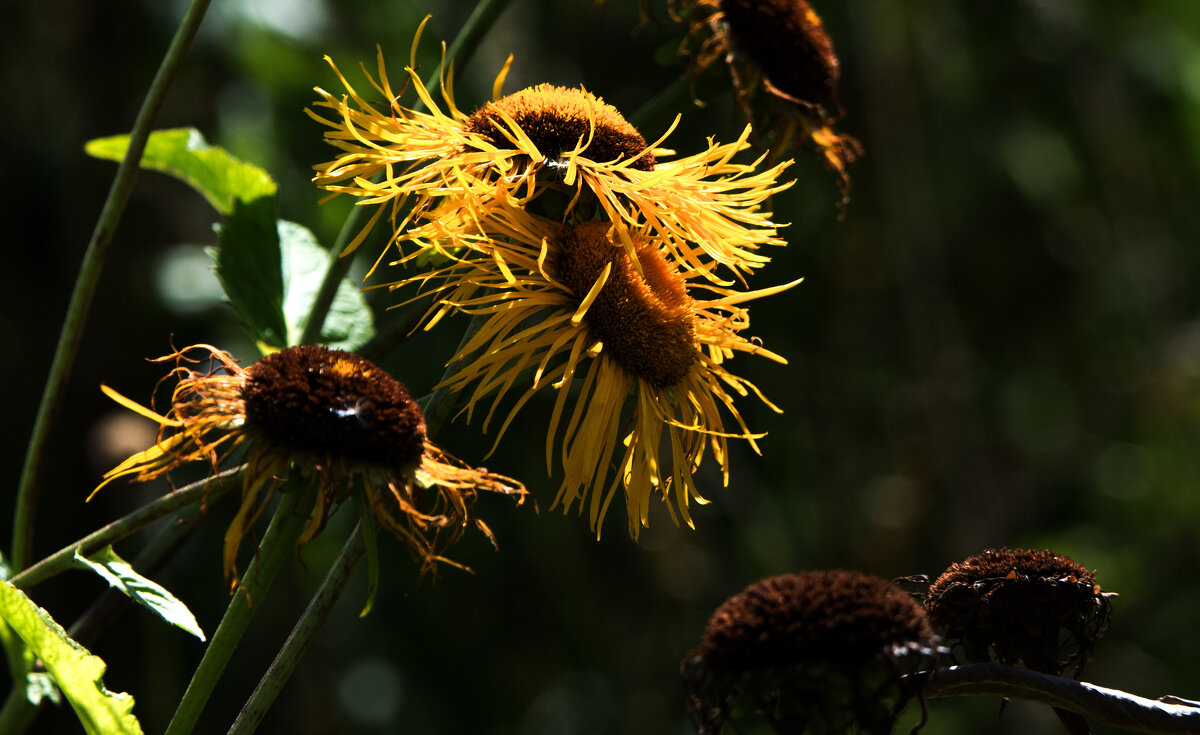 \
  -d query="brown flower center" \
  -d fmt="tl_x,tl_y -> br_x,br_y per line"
550,222 -> 696,388
242,345 -> 427,471
720,0 -> 840,110
926,548 -> 1111,676
700,571 -> 937,672
463,85 -> 656,170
